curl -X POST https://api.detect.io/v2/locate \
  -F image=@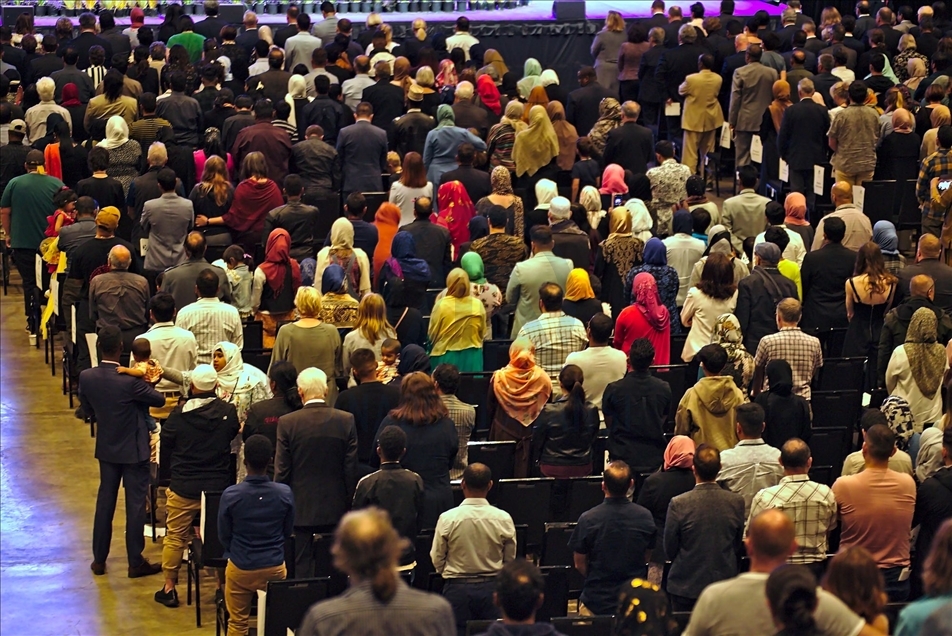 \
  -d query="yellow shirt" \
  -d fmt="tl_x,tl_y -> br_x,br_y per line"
428,295 -> 486,356
778,259 -> 802,300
